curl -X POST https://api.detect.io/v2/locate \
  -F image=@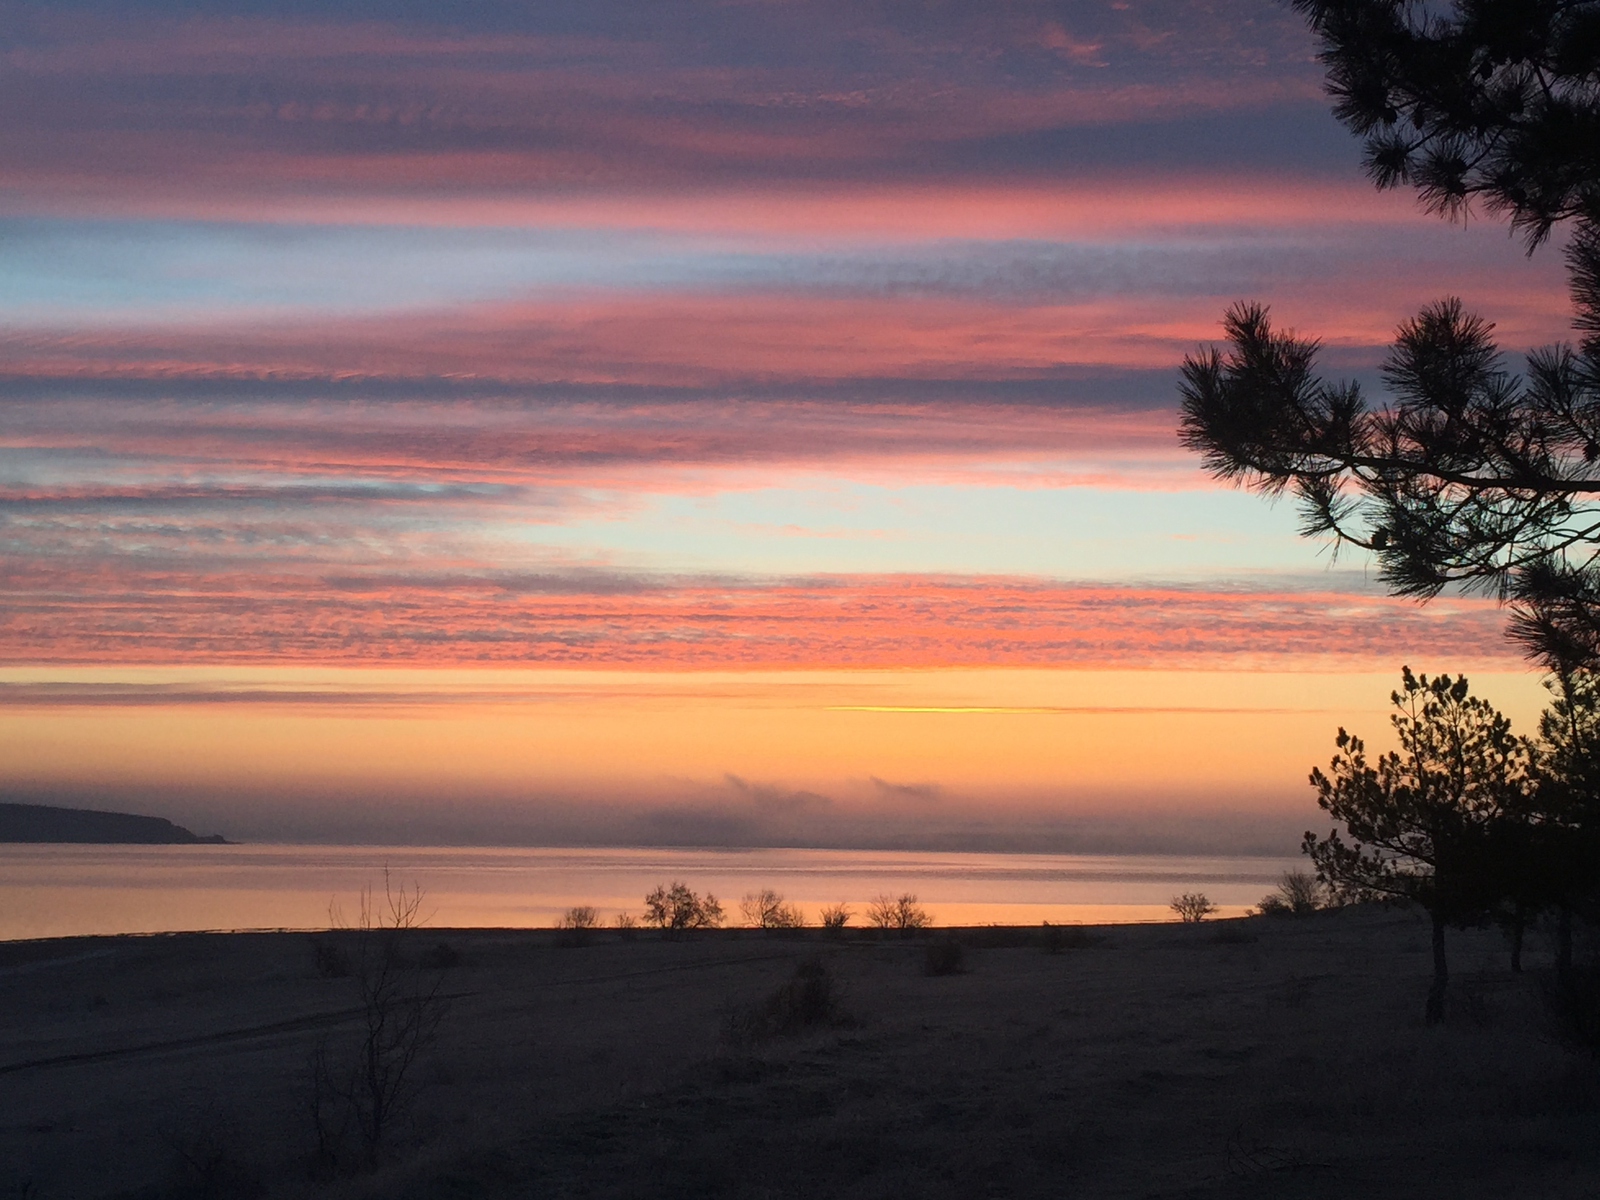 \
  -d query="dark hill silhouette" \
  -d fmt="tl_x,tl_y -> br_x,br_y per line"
0,802 -> 228,844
